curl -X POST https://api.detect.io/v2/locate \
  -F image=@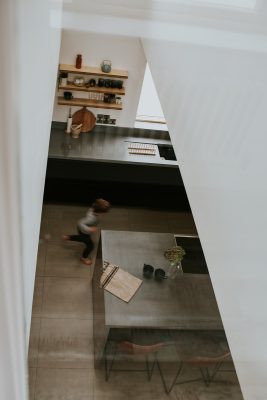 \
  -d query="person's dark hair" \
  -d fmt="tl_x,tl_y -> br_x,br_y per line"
92,198 -> 110,213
